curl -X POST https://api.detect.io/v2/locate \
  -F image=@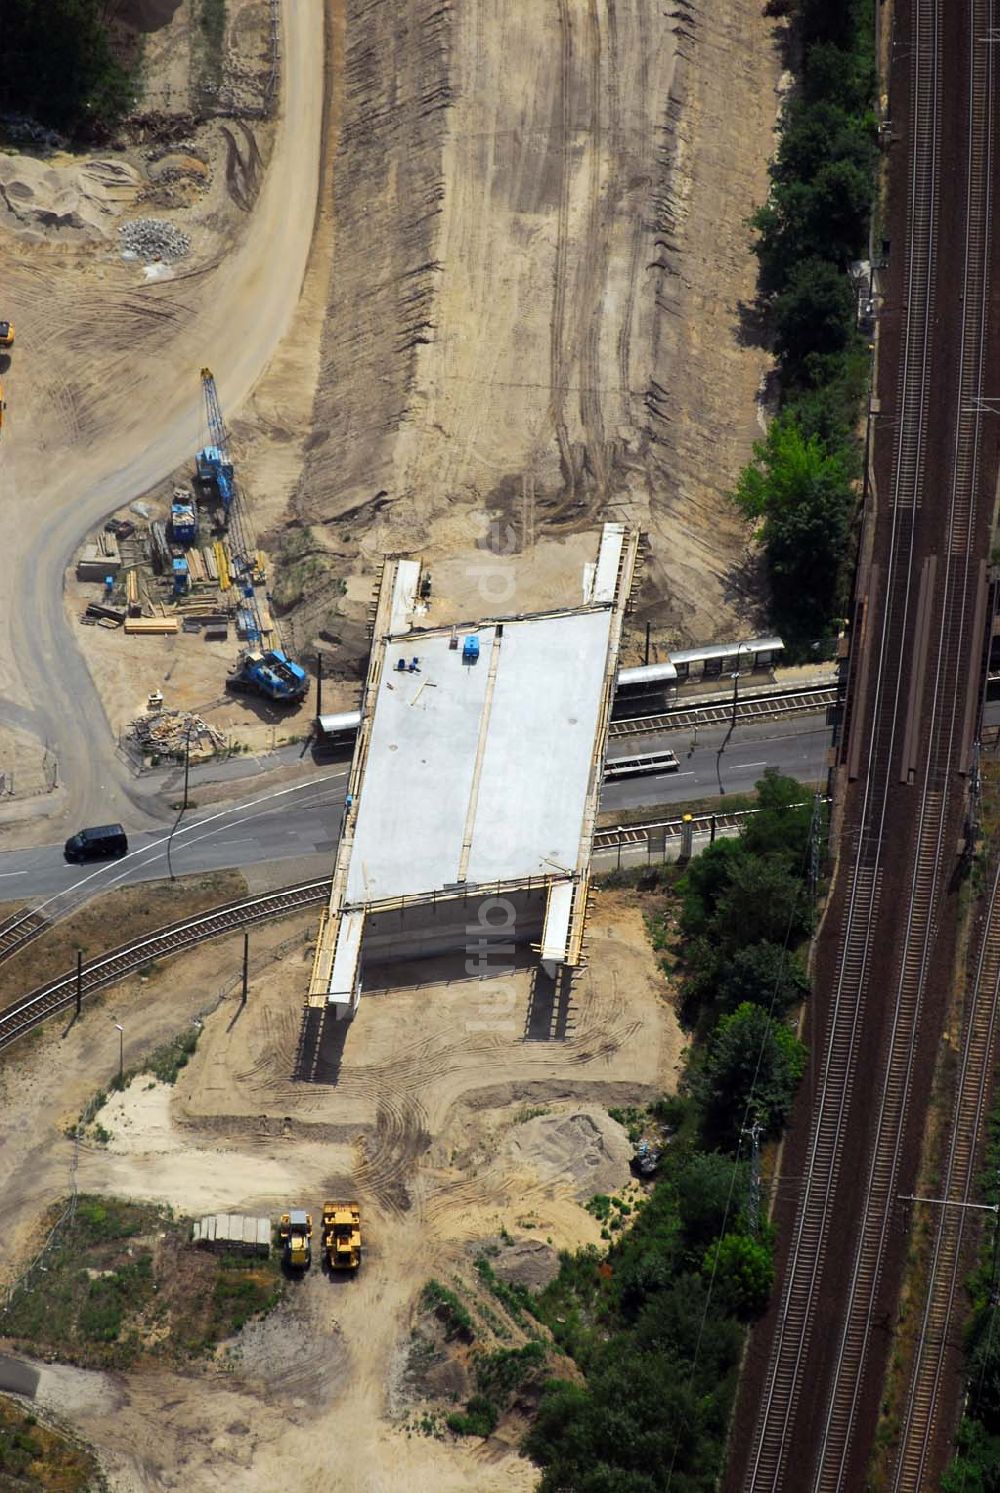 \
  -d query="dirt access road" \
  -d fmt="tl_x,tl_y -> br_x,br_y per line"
0,893 -> 682,1491
0,0 -> 324,838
